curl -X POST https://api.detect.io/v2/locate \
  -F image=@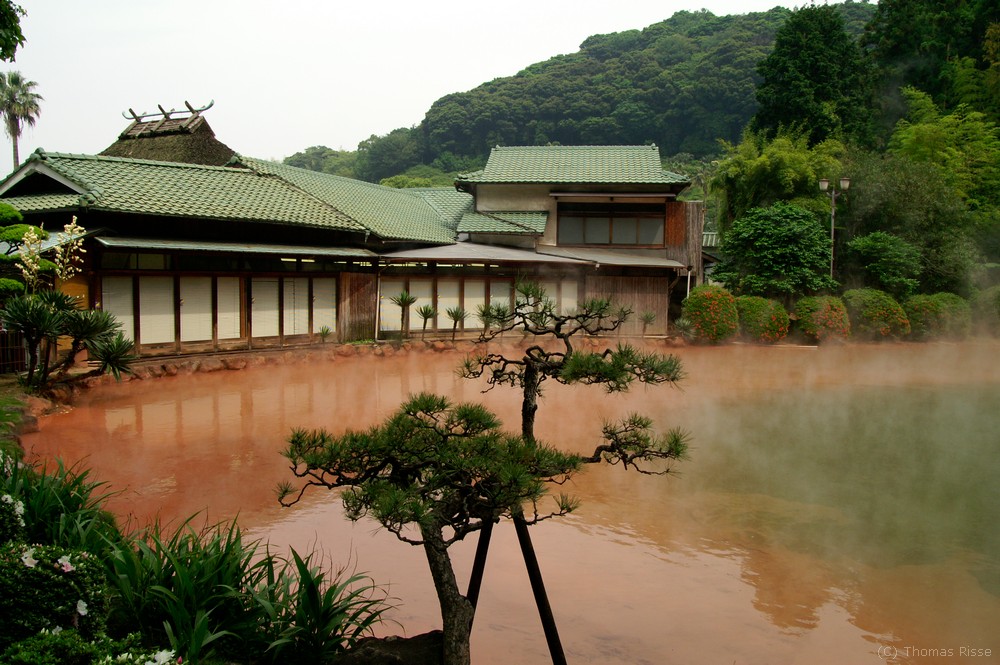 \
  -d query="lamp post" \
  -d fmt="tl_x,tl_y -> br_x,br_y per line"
819,177 -> 850,279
